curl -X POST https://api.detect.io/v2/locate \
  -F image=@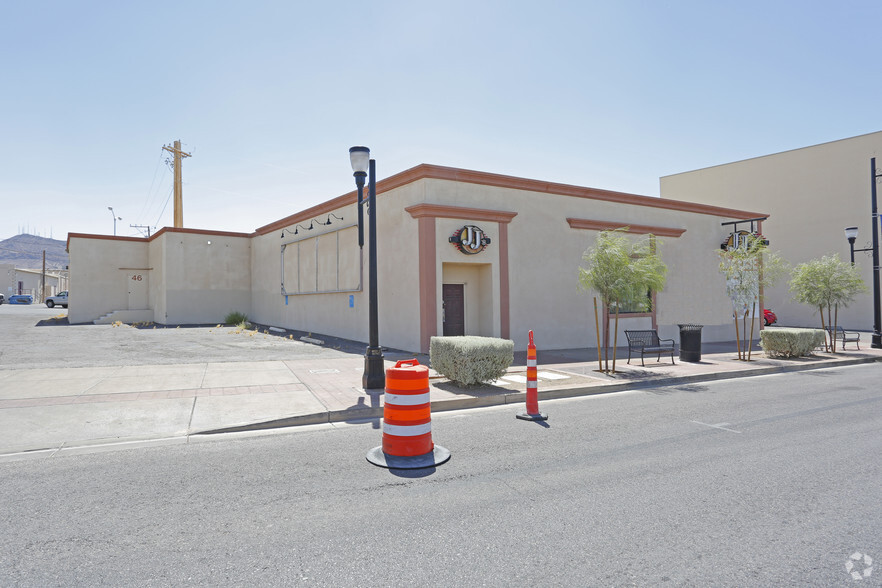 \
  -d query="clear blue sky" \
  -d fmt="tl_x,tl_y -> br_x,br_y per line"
2,1 -> 880,240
